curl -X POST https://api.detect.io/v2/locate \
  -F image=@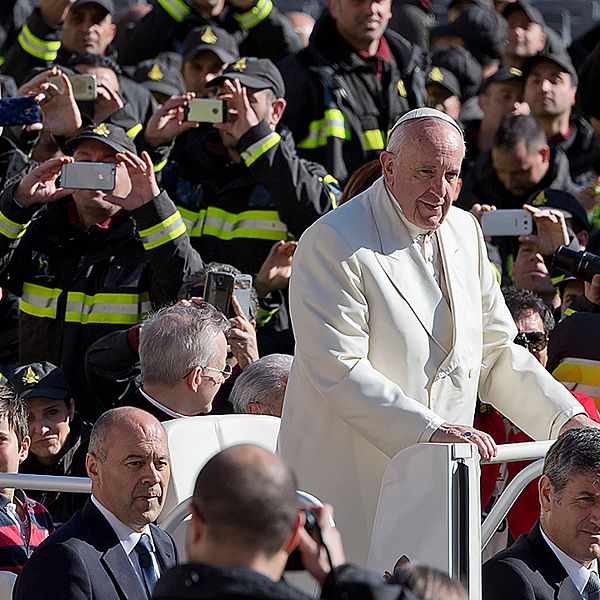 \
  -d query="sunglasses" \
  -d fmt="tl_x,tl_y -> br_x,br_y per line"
514,331 -> 548,353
